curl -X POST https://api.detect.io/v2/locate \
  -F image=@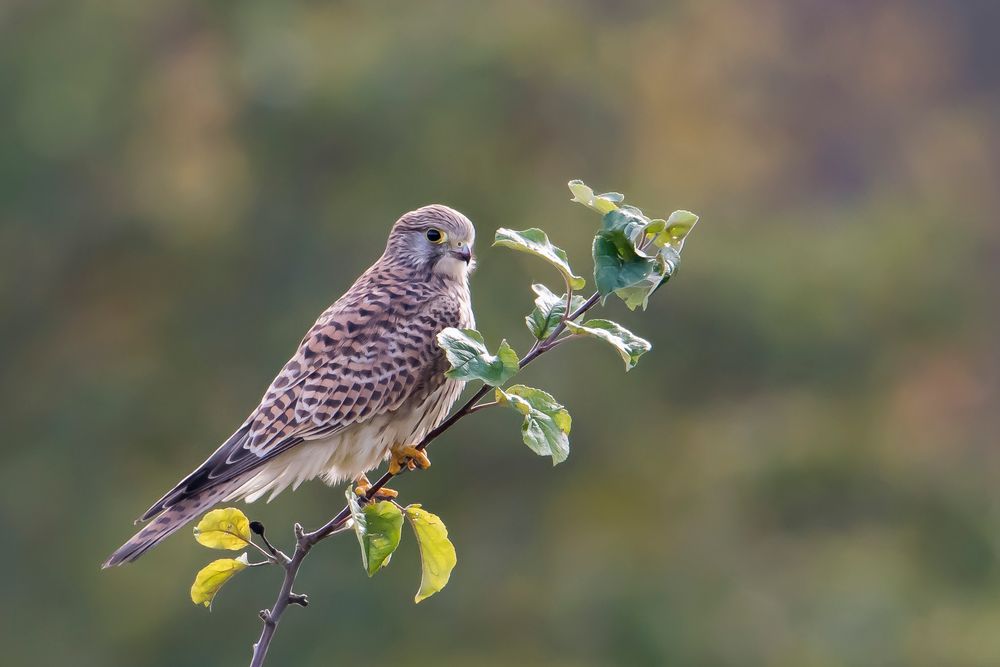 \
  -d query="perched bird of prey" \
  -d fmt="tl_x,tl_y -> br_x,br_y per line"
104,205 -> 475,567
